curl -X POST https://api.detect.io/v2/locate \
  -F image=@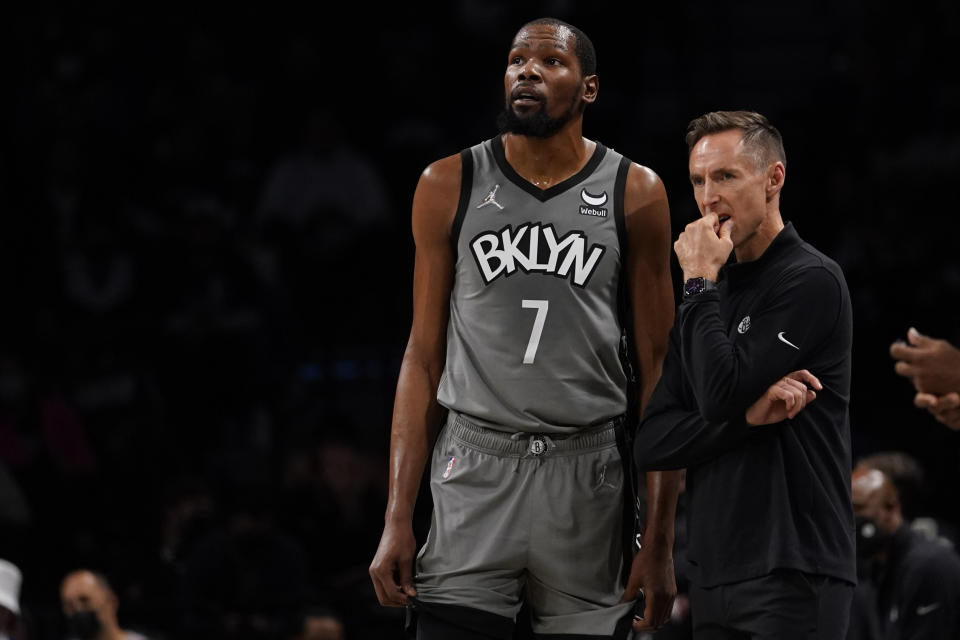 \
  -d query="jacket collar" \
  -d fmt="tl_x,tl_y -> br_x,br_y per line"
721,221 -> 801,285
